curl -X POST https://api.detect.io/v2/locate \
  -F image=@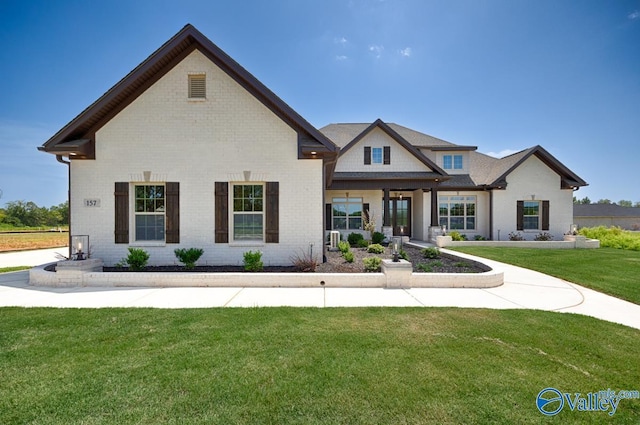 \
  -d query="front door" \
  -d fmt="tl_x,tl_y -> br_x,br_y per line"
385,197 -> 411,236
